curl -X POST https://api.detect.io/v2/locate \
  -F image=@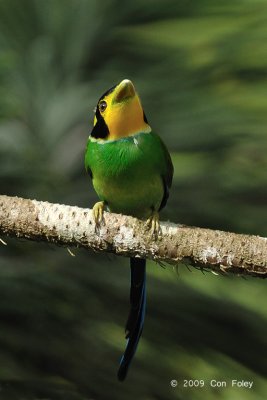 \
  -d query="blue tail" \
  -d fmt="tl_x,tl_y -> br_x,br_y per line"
117,258 -> 146,381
